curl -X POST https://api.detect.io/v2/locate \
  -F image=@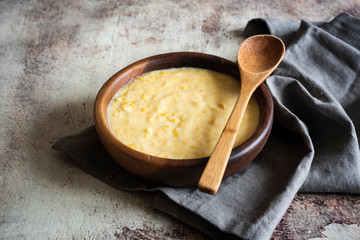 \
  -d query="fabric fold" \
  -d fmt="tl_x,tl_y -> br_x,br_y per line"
53,13 -> 360,240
